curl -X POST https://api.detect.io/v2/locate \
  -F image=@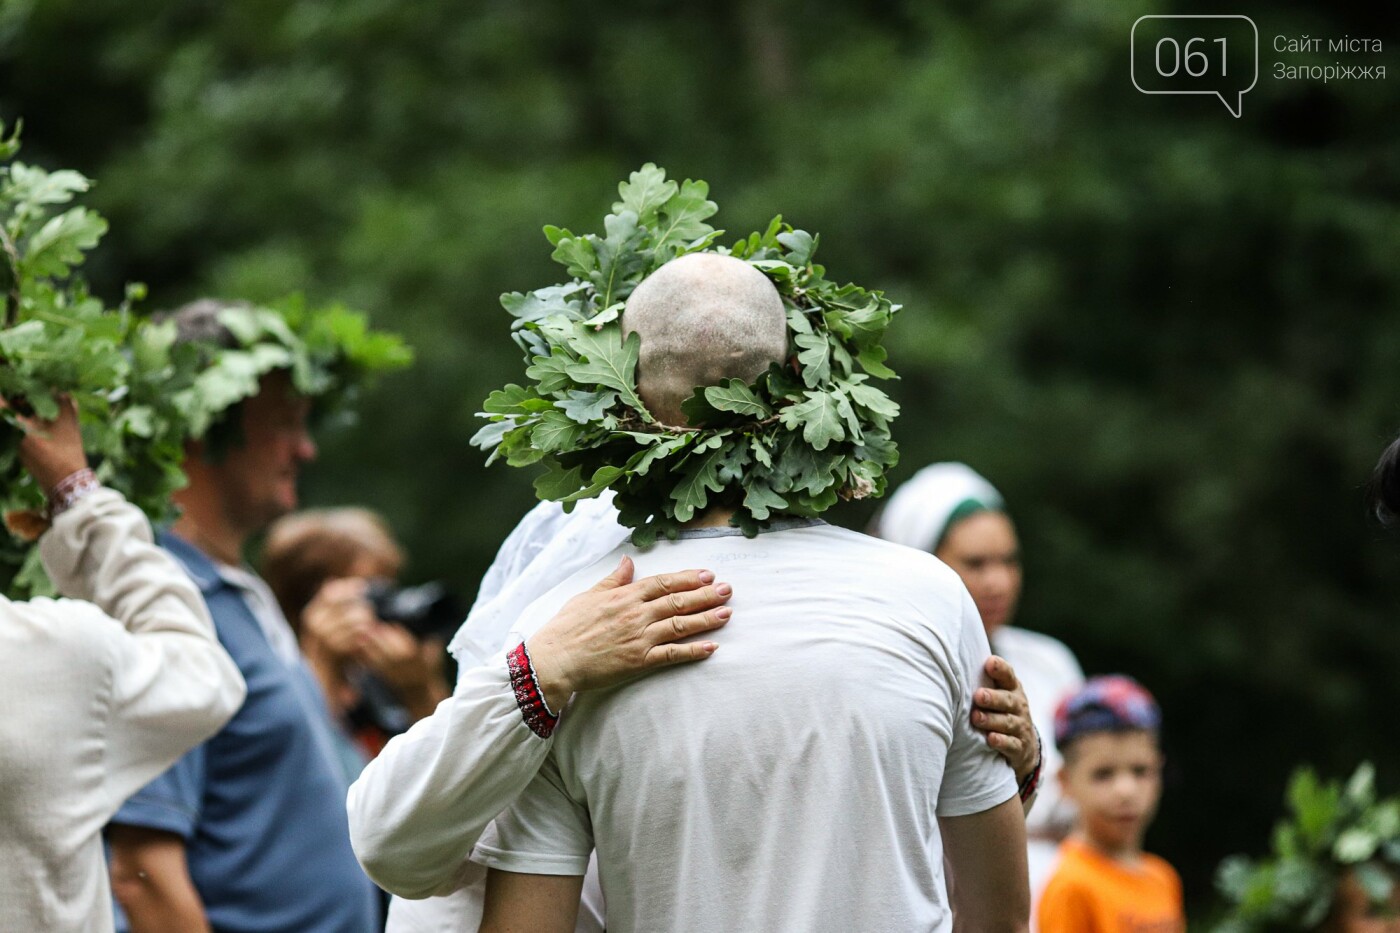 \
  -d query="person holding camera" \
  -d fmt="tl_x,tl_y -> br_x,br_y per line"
0,396 -> 245,932
261,507 -> 455,774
